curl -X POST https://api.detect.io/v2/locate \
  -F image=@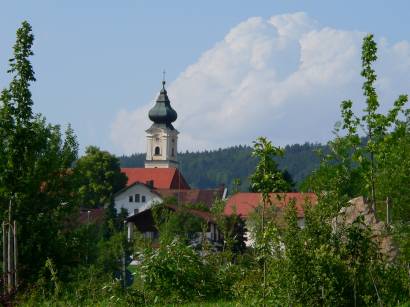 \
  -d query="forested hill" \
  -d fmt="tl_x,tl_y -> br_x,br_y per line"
118,142 -> 327,191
